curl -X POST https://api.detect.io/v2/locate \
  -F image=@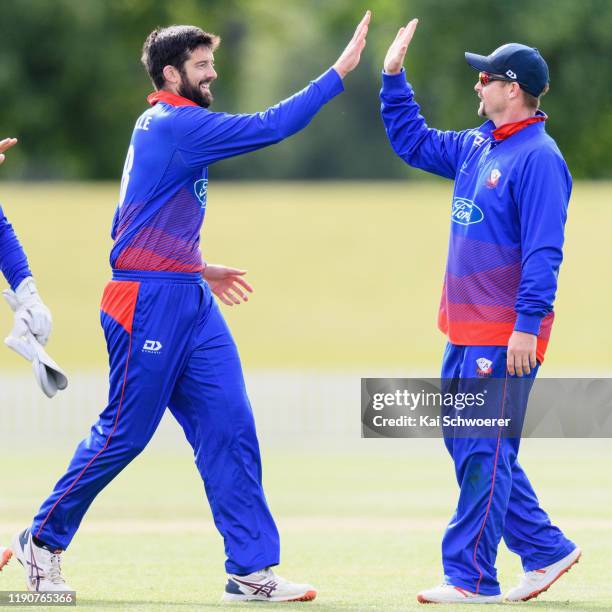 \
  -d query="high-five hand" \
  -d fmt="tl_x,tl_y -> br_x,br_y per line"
333,10 -> 371,79
383,18 -> 419,75
0,137 -> 18,166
